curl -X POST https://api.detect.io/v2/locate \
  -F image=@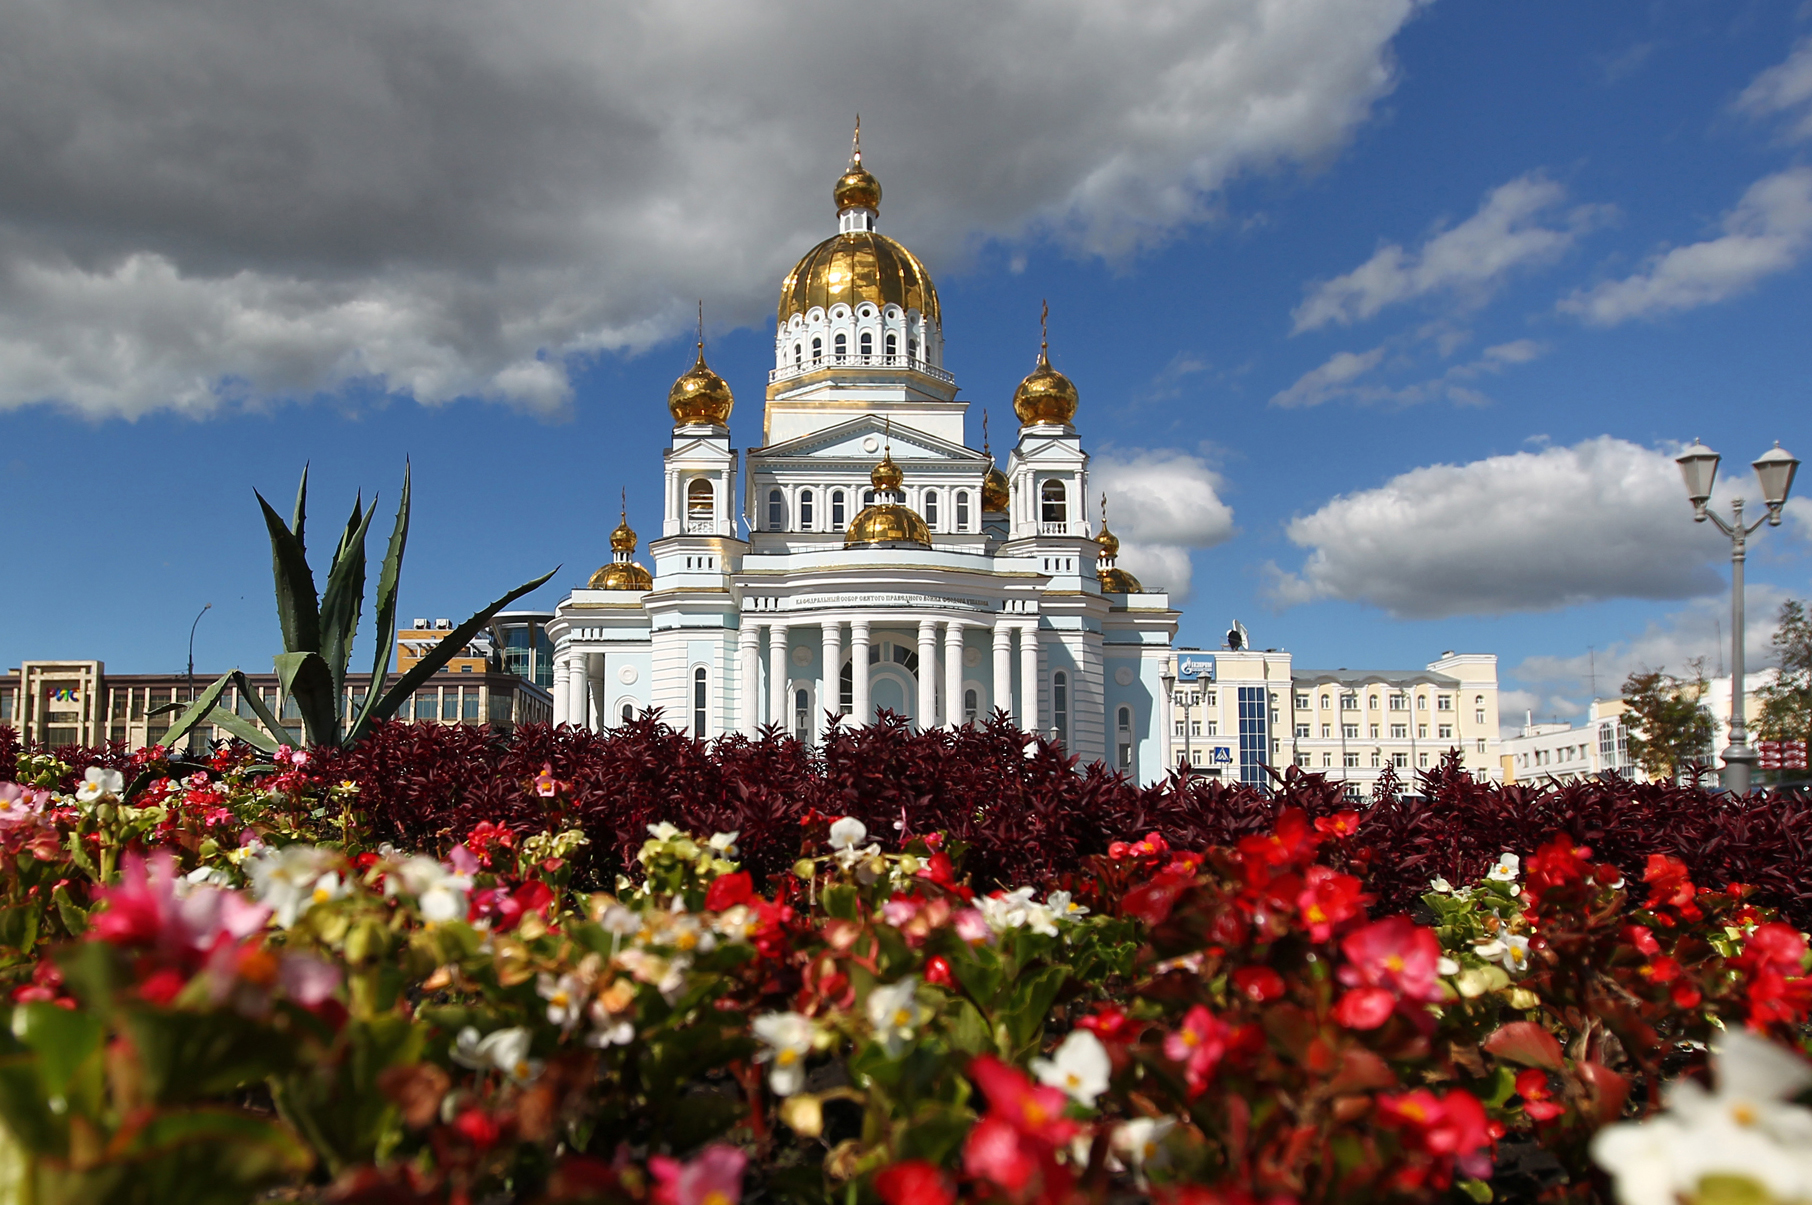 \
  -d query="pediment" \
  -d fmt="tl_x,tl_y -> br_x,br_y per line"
759,414 -> 984,465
